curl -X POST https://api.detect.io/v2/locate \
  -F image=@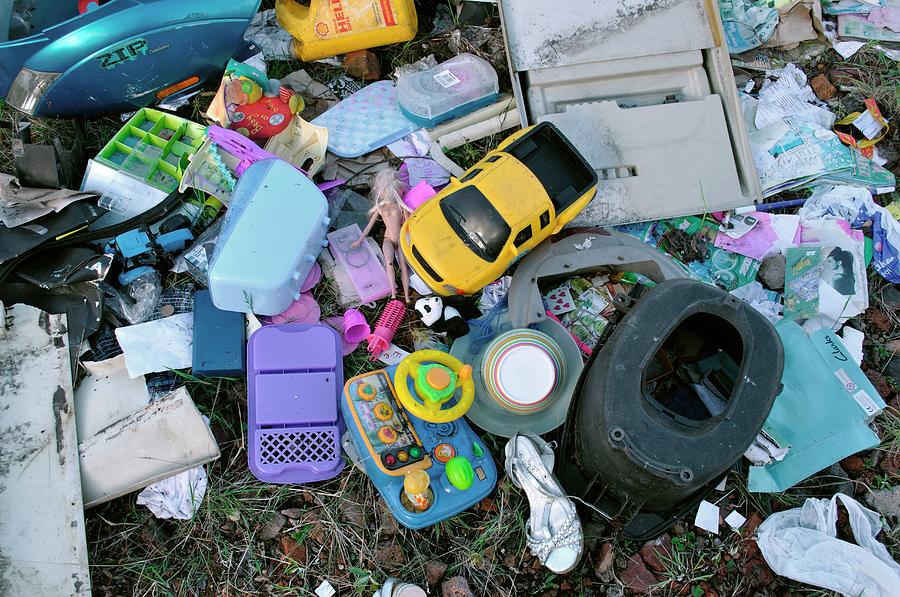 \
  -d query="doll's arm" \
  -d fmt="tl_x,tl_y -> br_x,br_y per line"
352,211 -> 380,247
